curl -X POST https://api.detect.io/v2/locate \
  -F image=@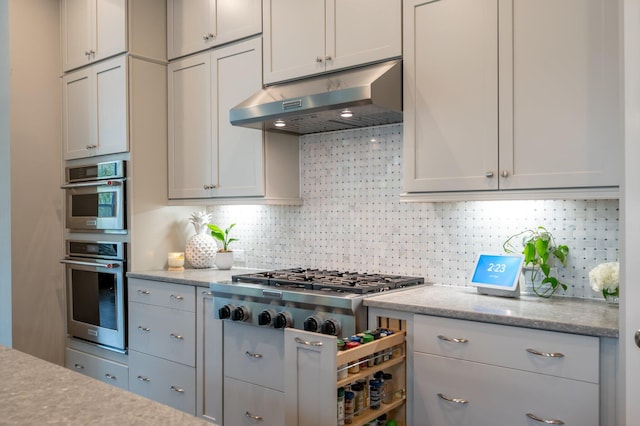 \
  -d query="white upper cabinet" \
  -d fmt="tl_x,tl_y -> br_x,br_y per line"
61,0 -> 126,72
403,0 -> 621,197
167,0 -> 262,60
62,55 -> 127,160
61,0 -> 167,73
168,37 -> 300,203
263,0 -> 401,84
